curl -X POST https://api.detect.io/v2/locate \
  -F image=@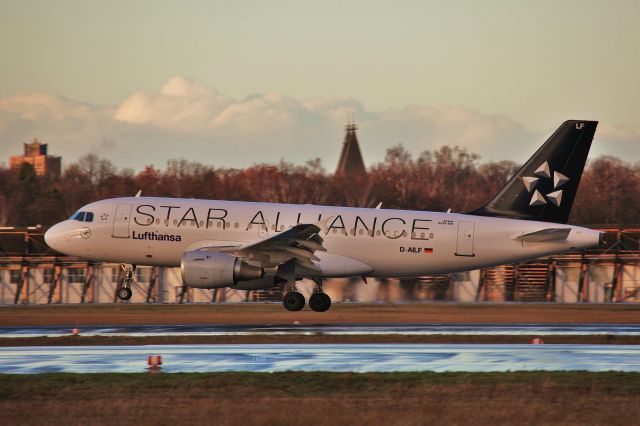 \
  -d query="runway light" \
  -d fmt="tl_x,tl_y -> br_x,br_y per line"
531,337 -> 544,344
148,355 -> 163,371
